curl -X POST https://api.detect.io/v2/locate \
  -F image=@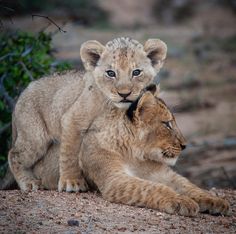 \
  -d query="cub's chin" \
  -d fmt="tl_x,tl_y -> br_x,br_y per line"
146,149 -> 179,166
113,101 -> 132,109
162,157 -> 178,166
162,152 -> 179,166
